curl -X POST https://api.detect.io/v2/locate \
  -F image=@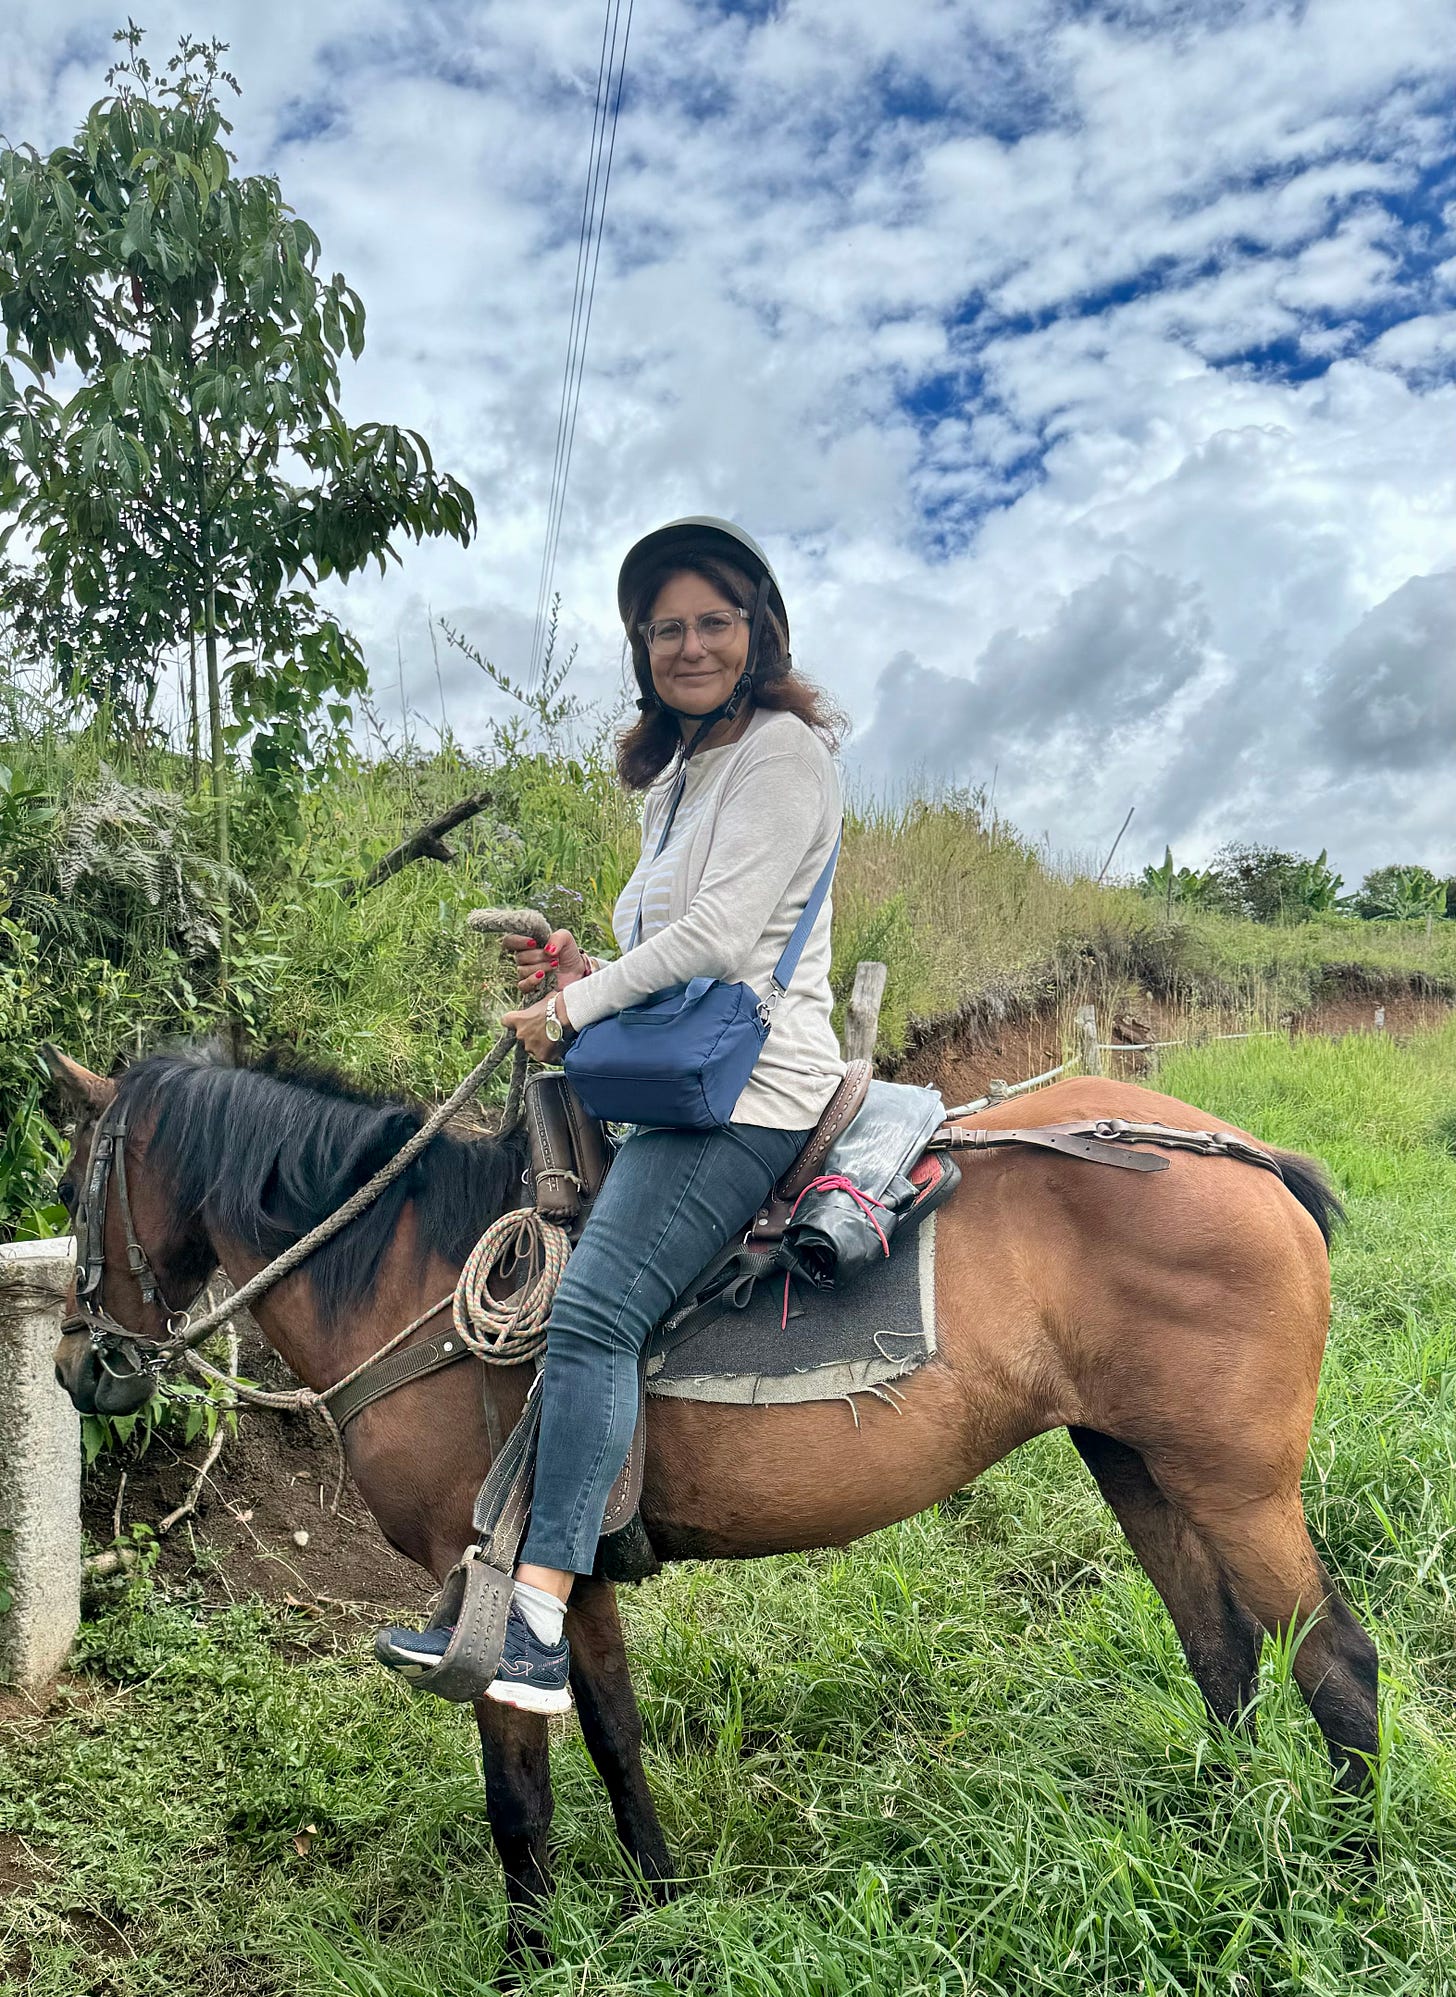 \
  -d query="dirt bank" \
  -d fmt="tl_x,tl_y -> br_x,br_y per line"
82,1380 -> 432,1620
890,987 -> 1453,1108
